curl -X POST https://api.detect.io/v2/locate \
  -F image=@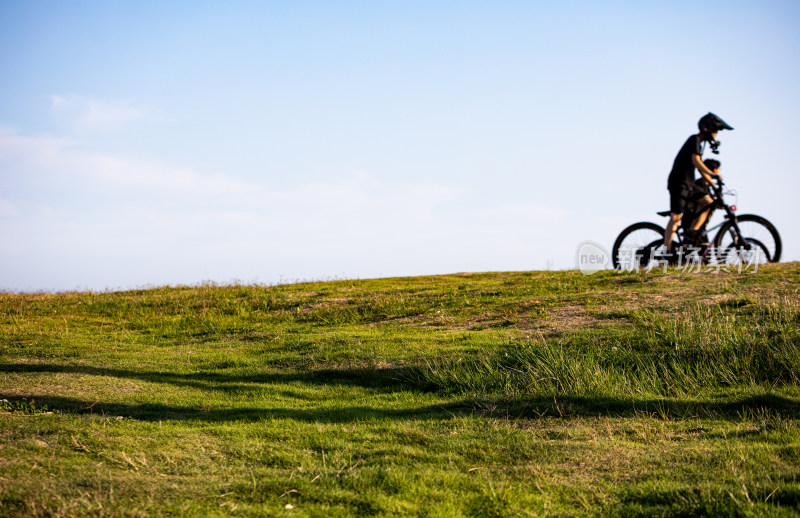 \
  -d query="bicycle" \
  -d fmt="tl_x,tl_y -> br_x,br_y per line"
612,178 -> 781,270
